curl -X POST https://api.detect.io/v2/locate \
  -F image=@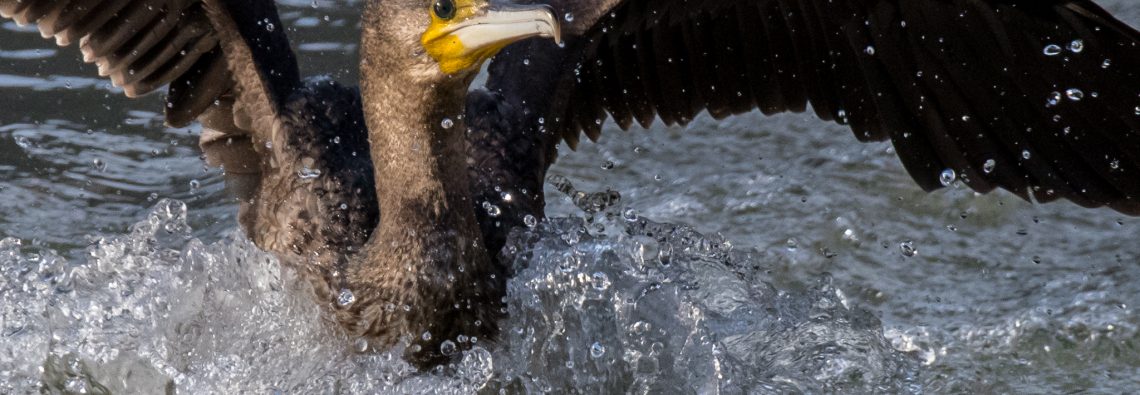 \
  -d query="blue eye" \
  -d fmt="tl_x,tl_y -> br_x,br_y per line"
433,0 -> 456,20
